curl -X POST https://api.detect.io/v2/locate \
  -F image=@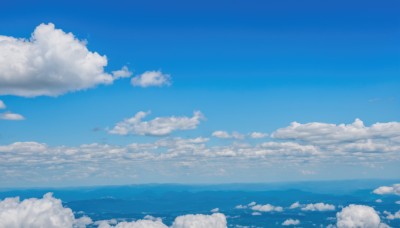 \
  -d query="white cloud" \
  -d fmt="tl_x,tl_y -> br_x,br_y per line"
282,219 -> 300,226
396,201 -> 400,205
251,212 -> 261,216
373,184 -> 400,195
249,132 -> 268,139
248,202 -> 257,207
336,204 -> 389,228
99,220 -> 168,228
235,205 -> 247,209
171,213 -> 227,228
375,199 -> 382,203
109,111 -> 204,136
251,204 -> 283,212
212,131 -> 244,139
211,208 -> 219,213
289,202 -> 301,209
0,193 -> 91,227
0,100 -> 5,109
384,210 -> 400,220
131,70 -> 171,87
0,23 -> 126,97
112,66 -> 133,79
0,112 -> 25,120
301,203 -> 335,211
272,118 -> 400,144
